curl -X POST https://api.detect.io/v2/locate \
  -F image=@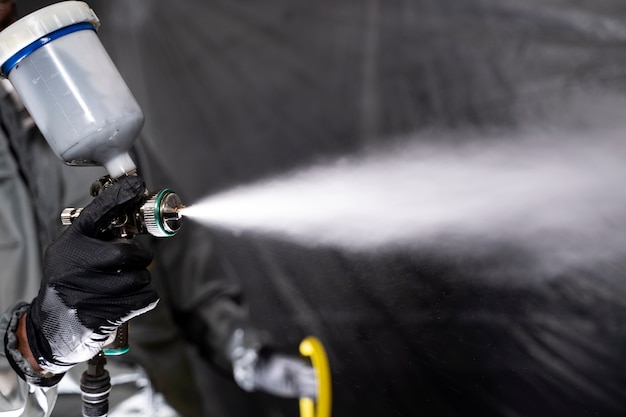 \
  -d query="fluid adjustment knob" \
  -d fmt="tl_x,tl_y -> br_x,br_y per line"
141,189 -> 184,237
